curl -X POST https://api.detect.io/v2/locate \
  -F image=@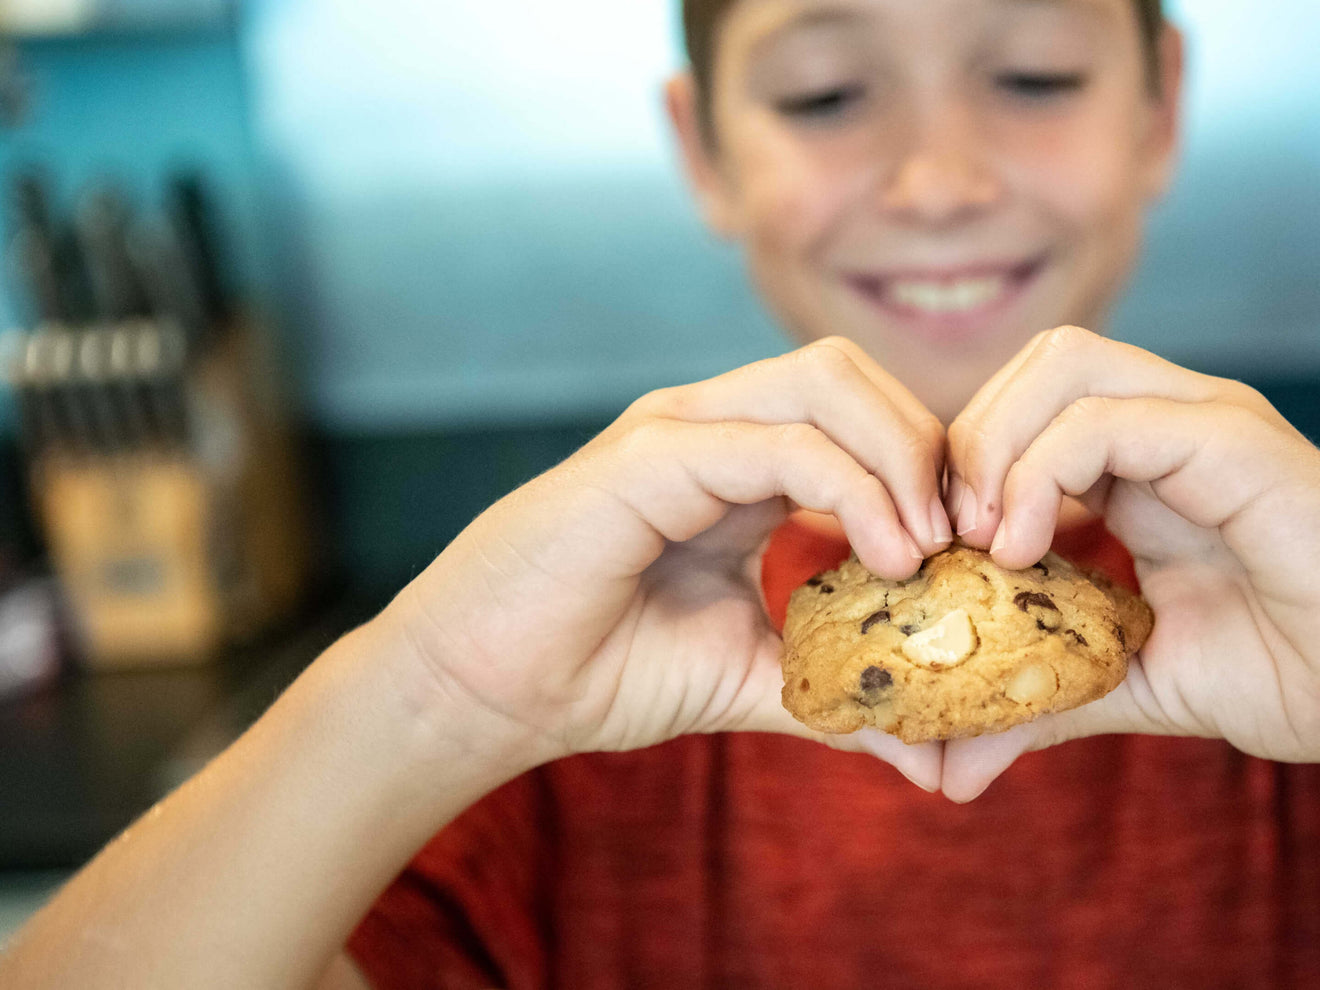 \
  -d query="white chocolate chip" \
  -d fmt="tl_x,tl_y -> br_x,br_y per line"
901,609 -> 978,669
1005,662 -> 1058,705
